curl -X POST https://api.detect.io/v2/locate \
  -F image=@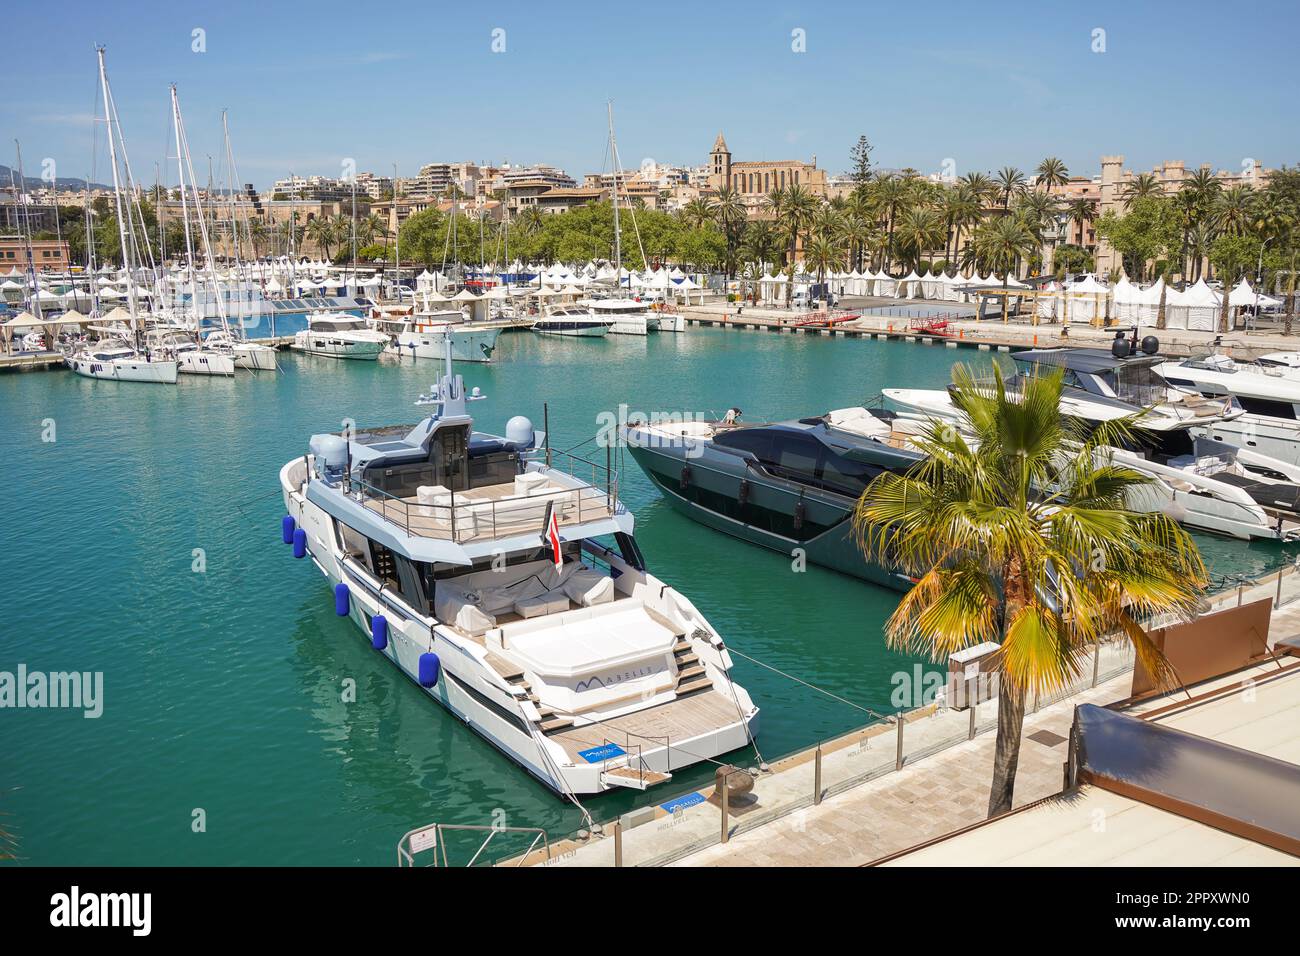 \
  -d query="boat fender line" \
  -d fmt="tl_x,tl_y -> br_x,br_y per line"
738,478 -> 750,506
292,528 -> 308,559
680,464 -> 692,489
793,497 -> 806,532
281,514 -> 296,544
371,614 -> 389,651
418,652 -> 441,687
334,583 -> 351,617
